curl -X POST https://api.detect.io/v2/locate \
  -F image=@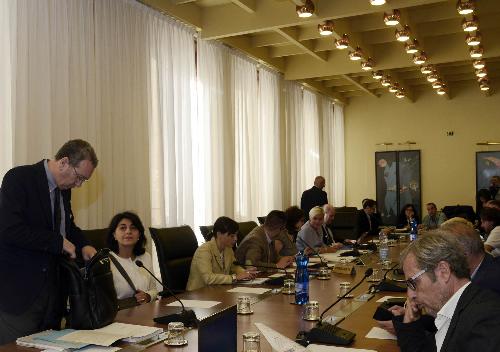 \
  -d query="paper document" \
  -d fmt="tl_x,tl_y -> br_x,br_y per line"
376,295 -> 401,303
305,344 -> 377,352
227,287 -> 271,294
366,326 -> 397,340
167,299 -> 221,309
255,322 -> 306,352
17,330 -> 89,351
268,273 -> 286,278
